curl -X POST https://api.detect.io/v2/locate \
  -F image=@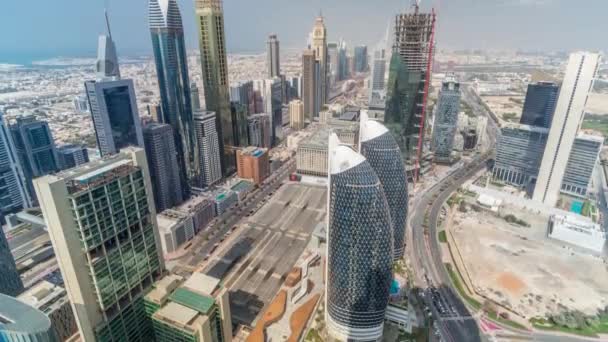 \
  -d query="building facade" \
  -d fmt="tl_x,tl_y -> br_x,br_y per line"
0,224 -> 23,296
0,294 -> 56,342
149,0 -> 196,193
354,45 -> 368,72
493,124 -> 548,189
195,0 -> 234,175
85,79 -> 144,156
385,4 -> 436,180
267,34 -> 280,78
360,112 -> 408,261
519,81 -> 559,129
548,214 -> 606,254
247,114 -> 272,149
230,102 -> 249,147
0,112 -> 31,217
302,49 -> 317,121
533,52 -> 601,206
96,13 -> 120,80
311,15 -> 328,107
193,111 -> 223,188
33,148 -> 164,342
432,75 -> 461,163
236,147 -> 269,185
57,145 -> 89,170
289,99 -> 305,130
143,123 -> 184,212
561,134 -> 603,198
326,135 -> 393,341
18,281 -> 78,341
